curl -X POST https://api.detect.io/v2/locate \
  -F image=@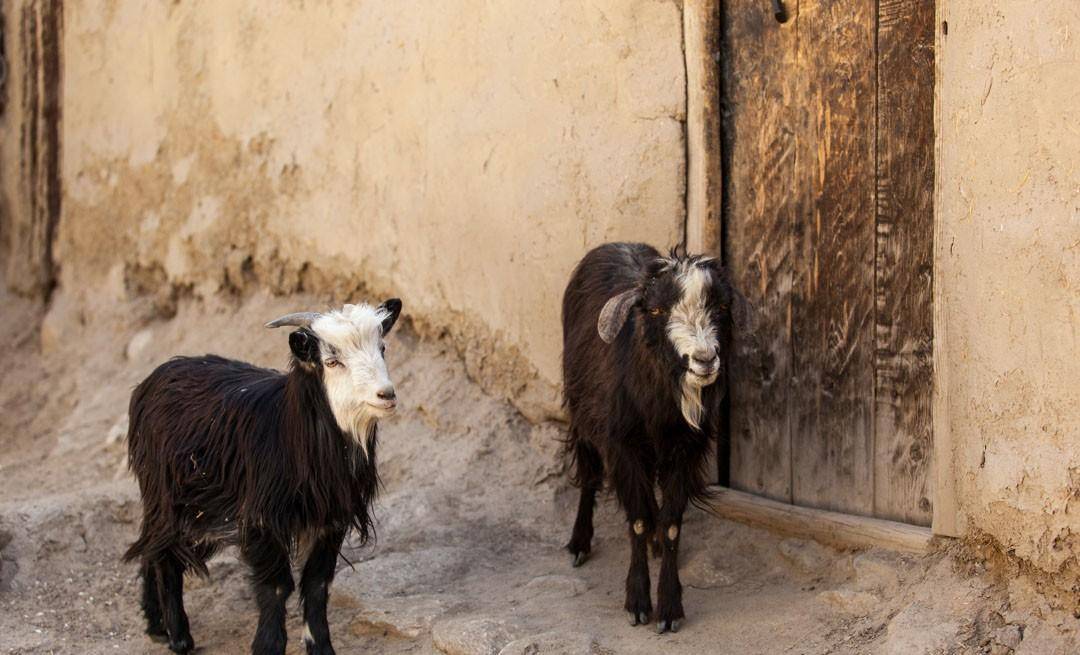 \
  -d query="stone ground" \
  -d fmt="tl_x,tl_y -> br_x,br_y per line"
1,288 -> 1077,654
